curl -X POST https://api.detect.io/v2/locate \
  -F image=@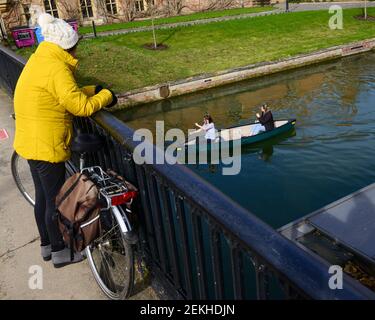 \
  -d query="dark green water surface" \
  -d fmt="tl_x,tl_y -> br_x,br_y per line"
115,52 -> 375,229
